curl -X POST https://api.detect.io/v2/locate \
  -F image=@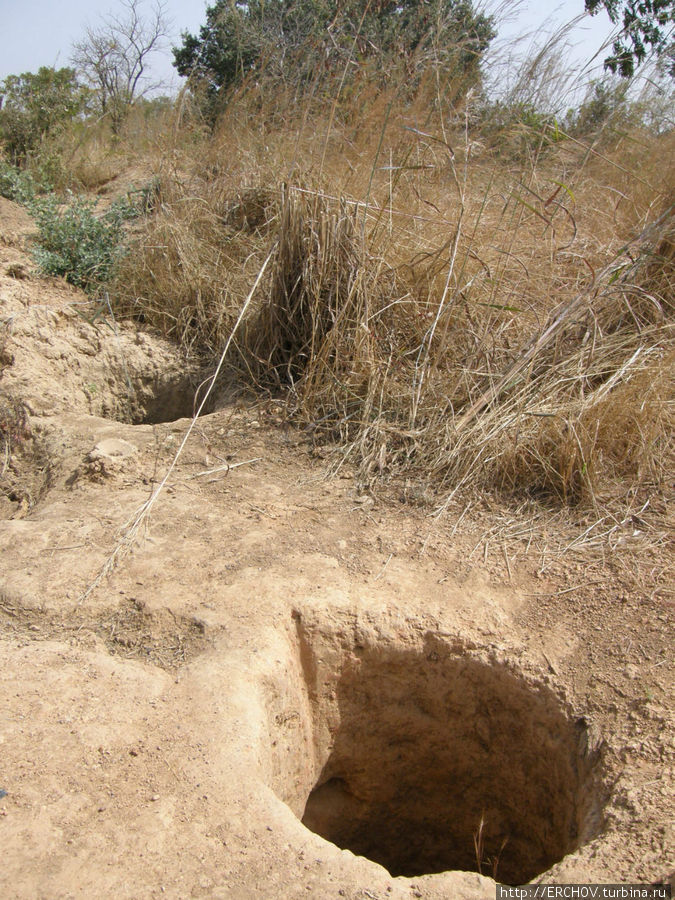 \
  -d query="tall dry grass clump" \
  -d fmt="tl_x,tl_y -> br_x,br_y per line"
239,165 -> 673,520
110,149 -> 278,352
